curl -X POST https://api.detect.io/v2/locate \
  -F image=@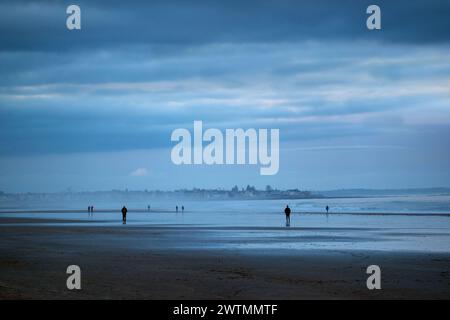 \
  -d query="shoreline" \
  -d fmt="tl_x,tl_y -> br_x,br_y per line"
1,209 -> 449,217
